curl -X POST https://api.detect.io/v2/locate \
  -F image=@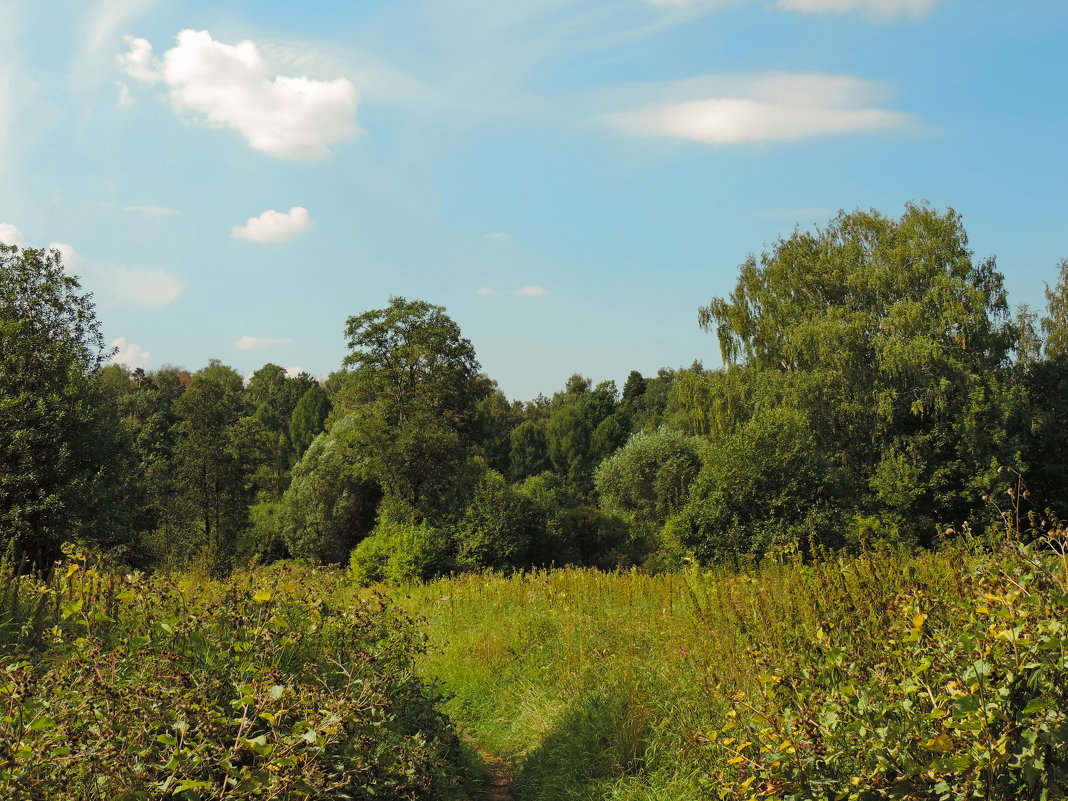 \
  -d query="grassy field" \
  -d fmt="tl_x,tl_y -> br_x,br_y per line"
403,536 -> 1068,800
0,548 -> 479,800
